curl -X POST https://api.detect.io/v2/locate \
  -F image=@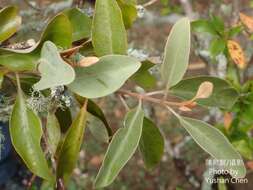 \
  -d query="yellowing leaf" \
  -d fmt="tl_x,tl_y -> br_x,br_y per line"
239,13 -> 253,33
78,56 -> 99,67
227,40 -> 246,69
195,81 -> 213,99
